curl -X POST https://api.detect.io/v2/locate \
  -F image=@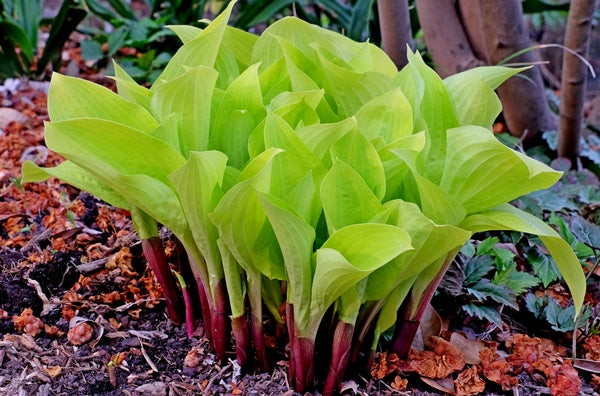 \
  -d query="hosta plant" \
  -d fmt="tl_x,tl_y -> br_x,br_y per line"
22,2 -> 586,393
